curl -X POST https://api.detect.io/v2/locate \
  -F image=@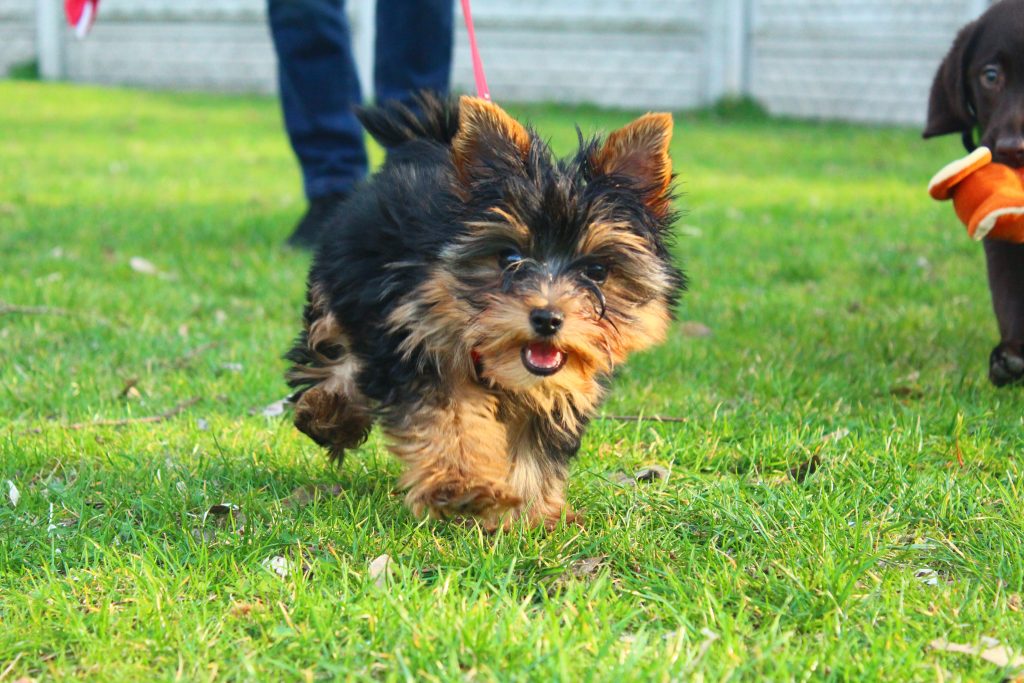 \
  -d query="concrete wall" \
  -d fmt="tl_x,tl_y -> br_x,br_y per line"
748,0 -> 993,125
22,0 -> 716,109
0,0 -> 35,76
6,0 -> 1002,125
452,0 -> 711,109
